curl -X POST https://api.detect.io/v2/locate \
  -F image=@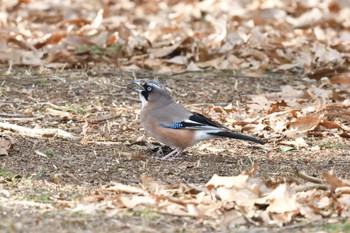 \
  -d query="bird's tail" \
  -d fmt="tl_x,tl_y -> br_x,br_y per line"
208,131 -> 266,145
